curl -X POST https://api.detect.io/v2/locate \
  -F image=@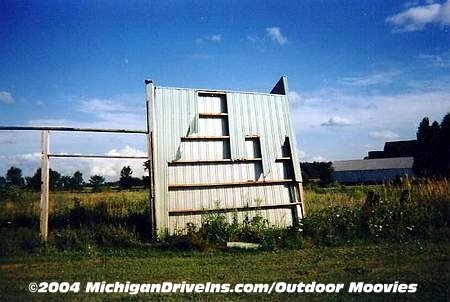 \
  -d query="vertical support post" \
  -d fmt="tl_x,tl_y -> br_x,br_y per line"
296,181 -> 306,218
277,76 -> 306,222
145,79 -> 157,240
40,130 -> 50,243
